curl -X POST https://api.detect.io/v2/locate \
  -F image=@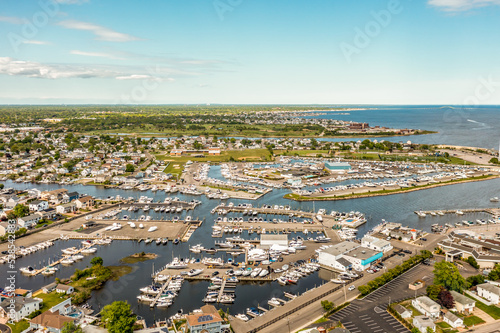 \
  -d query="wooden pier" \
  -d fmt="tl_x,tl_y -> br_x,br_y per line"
150,277 -> 172,308
31,243 -> 96,276
416,208 -> 497,216
217,277 -> 227,303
